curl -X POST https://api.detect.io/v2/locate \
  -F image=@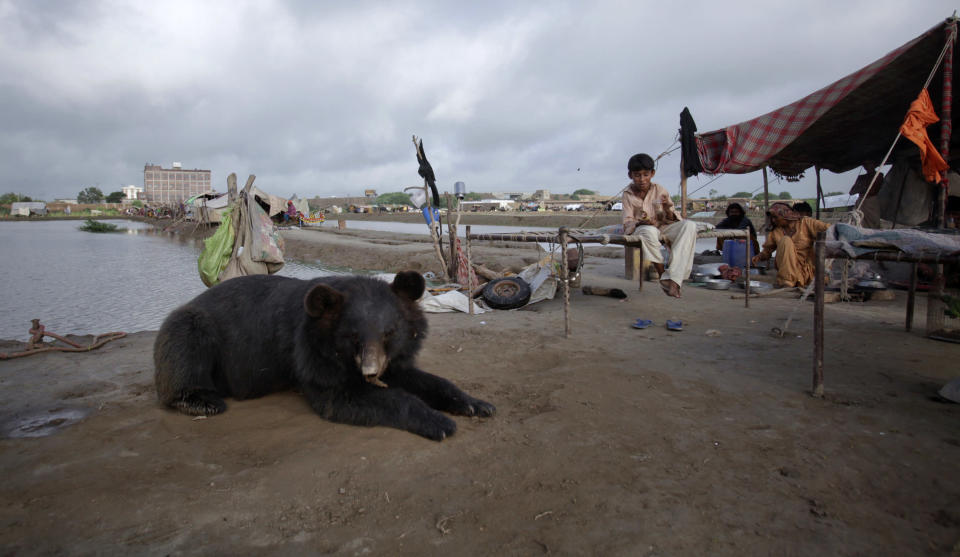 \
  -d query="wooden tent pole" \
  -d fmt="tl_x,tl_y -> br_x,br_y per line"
939,20 -> 956,226
680,153 -> 688,218
815,166 -> 823,220
812,231 -> 826,397
762,166 -> 770,213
